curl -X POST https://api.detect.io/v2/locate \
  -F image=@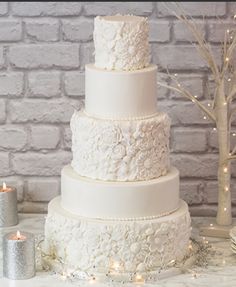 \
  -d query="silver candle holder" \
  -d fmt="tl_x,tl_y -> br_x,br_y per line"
0,182 -> 18,227
3,231 -> 36,280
